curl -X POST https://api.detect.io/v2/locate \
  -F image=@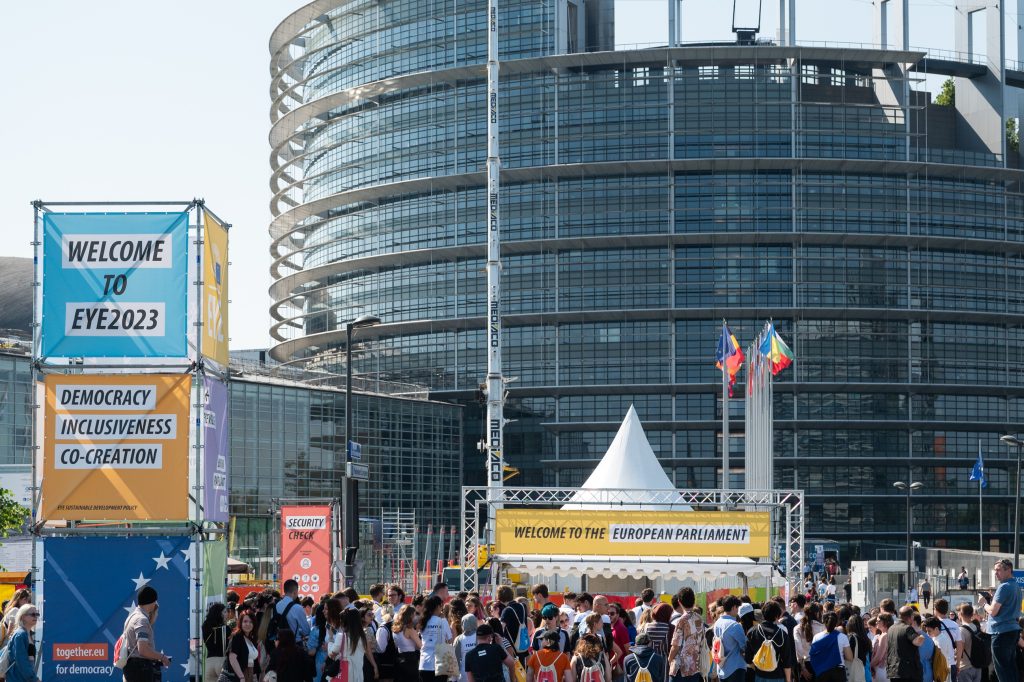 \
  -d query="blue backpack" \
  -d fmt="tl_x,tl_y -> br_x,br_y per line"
809,631 -> 841,675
